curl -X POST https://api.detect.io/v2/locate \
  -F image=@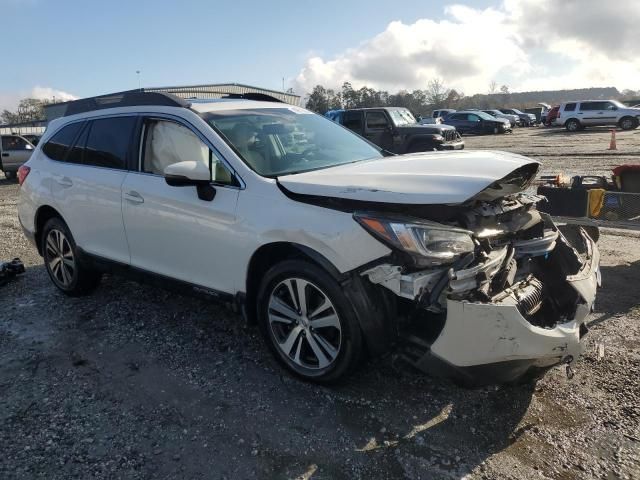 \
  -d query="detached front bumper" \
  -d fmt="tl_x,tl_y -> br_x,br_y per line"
417,232 -> 599,385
